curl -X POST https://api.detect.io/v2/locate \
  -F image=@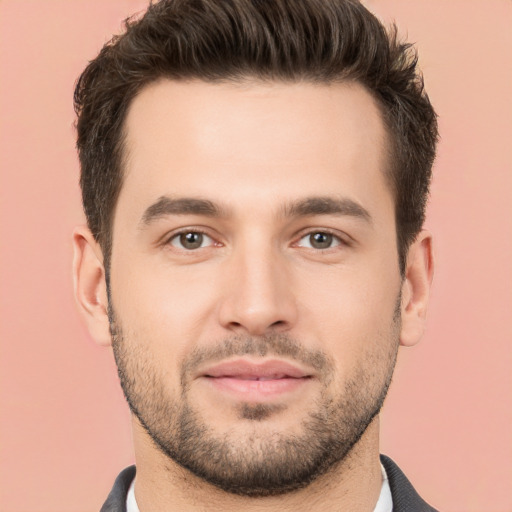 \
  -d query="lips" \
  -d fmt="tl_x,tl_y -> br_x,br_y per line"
198,359 -> 313,399
203,359 -> 310,379
218,374 -> 289,381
